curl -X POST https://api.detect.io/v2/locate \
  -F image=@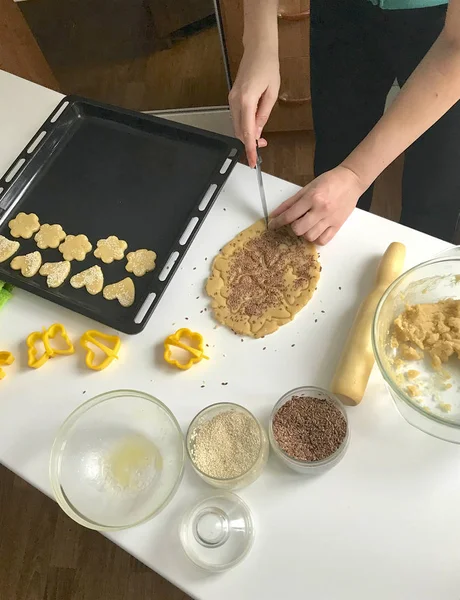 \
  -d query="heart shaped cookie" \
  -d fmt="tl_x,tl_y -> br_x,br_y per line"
39,261 -> 71,288
0,235 -> 20,263
70,265 -> 104,295
11,251 -> 42,277
103,277 -> 135,307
